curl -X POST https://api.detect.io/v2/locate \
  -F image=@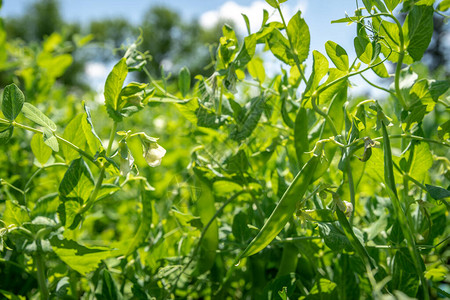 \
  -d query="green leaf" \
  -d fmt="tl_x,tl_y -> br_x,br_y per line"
239,156 -> 319,258
318,223 -> 353,252
308,278 -> 338,299
62,114 -> 87,162
58,158 -> 95,228
304,50 -> 329,100
2,83 -> 24,121
286,11 -> 310,64
325,41 -> 348,71
405,142 -> 433,183
104,58 -> 128,117
425,184 -> 450,200
21,102 -> 57,131
0,126 -> 13,144
425,265 -> 447,282
98,270 -> 123,300
230,95 -> 266,142
178,66 -> 191,98
268,29 -> 293,65
3,200 -> 30,227
437,120 -> 450,140
385,0 -> 401,11
31,133 -> 52,165
403,4 -> 434,61
265,0 -> 278,8
242,13 -> 251,35
82,104 -> 104,155
43,127 -> 59,152
391,248 -> 420,297
50,236 -> 116,275
126,189 -> 153,256
438,0 -> 450,11
234,34 -> 256,68
247,56 -> 265,83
